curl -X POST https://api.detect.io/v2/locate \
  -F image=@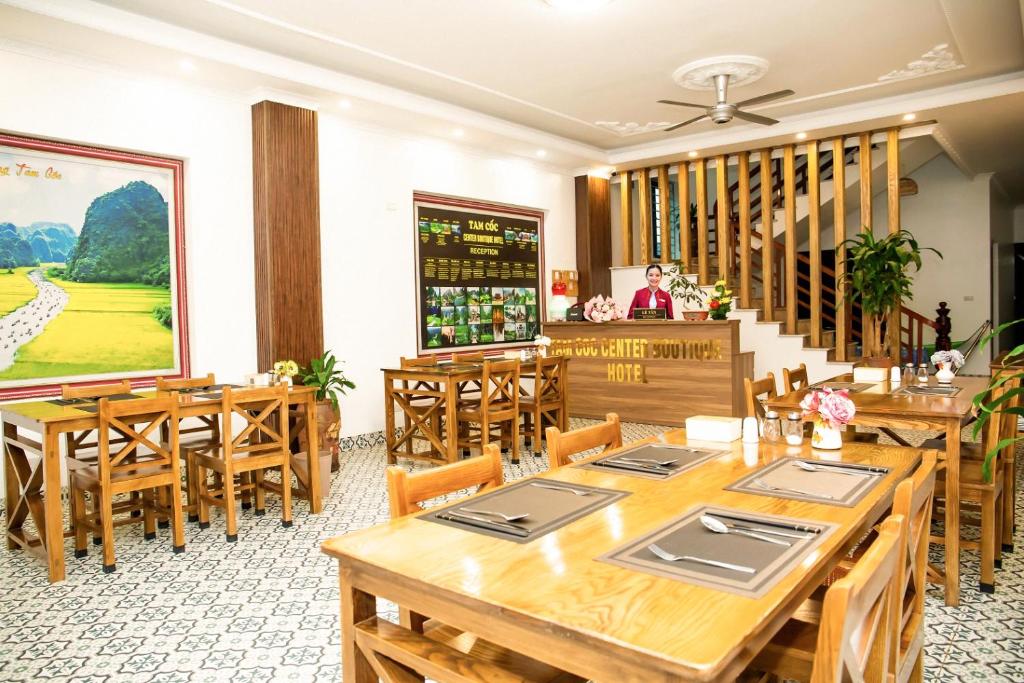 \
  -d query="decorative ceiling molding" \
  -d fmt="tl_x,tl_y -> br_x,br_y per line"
594,121 -> 674,136
672,55 -> 769,90
878,43 -> 964,82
